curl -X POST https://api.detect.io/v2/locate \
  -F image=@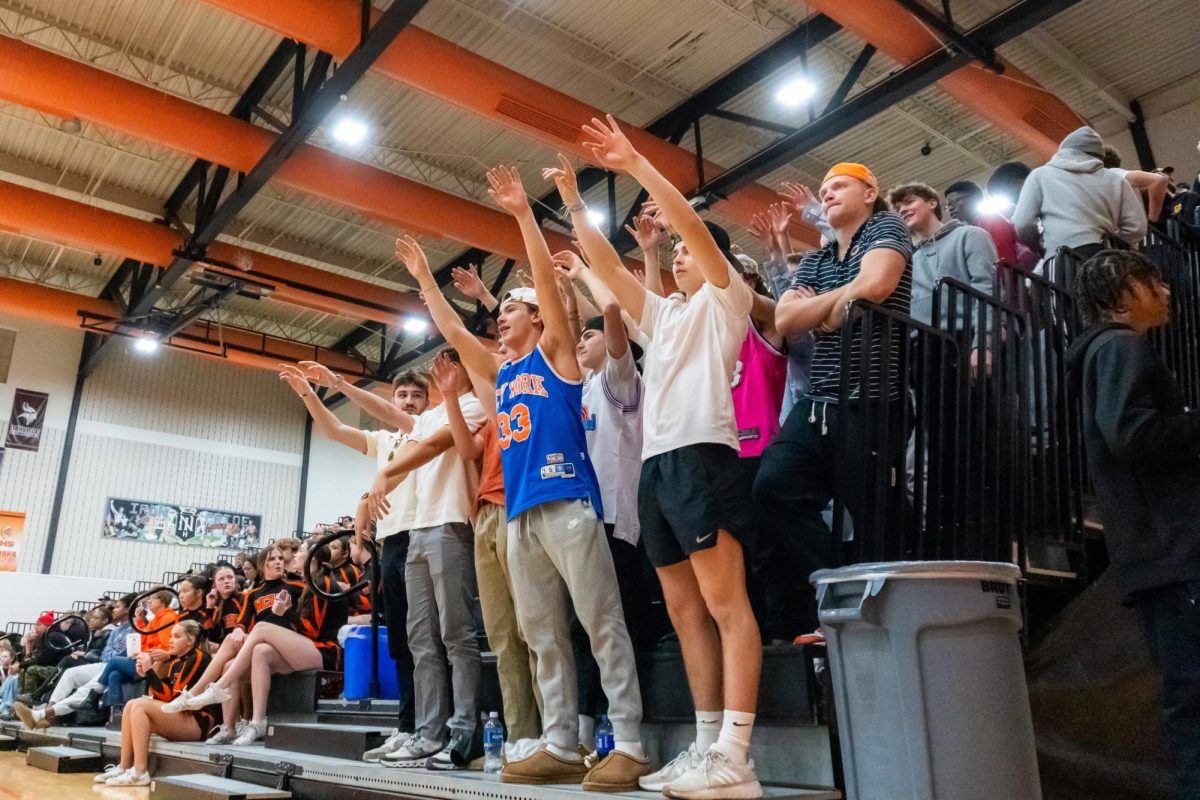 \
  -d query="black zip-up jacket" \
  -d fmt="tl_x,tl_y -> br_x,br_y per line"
1066,322 -> 1200,599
